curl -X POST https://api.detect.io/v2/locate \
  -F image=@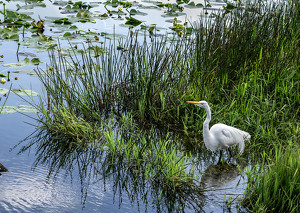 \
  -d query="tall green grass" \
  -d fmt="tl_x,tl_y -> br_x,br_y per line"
243,146 -> 300,212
